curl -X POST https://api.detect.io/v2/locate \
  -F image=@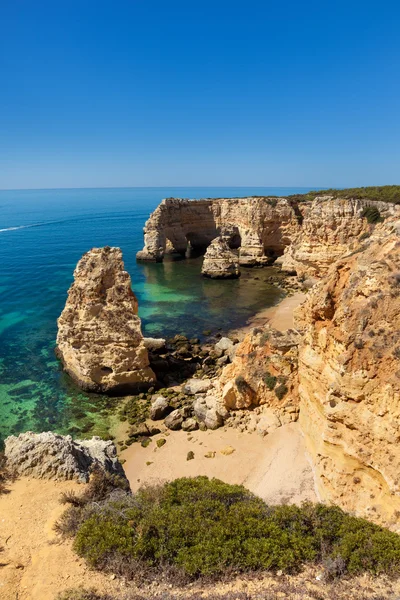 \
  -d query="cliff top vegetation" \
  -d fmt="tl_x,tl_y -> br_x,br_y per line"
286,185 -> 400,204
56,474 -> 400,583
